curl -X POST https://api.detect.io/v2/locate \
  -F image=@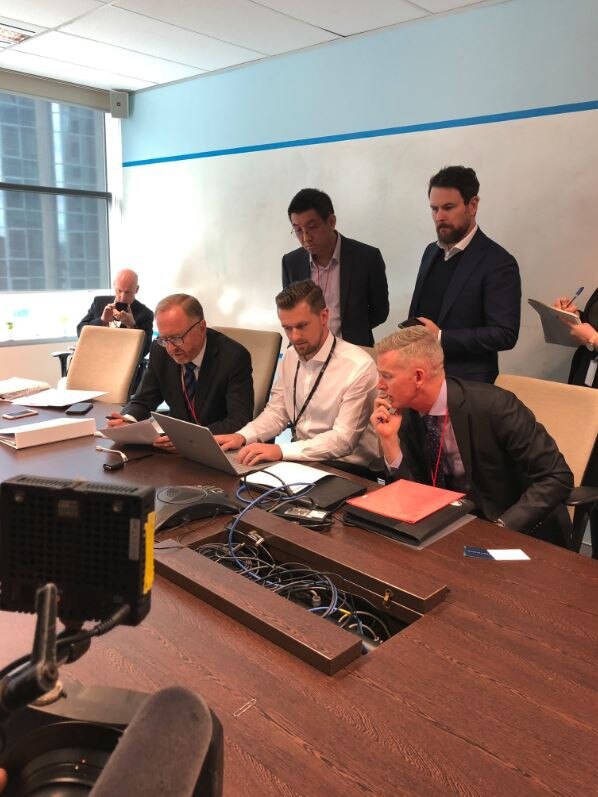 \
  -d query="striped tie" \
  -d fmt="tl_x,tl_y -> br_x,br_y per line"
184,363 -> 197,402
422,414 -> 446,488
